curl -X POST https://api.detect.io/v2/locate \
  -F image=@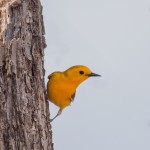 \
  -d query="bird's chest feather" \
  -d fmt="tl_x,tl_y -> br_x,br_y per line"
47,76 -> 76,108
